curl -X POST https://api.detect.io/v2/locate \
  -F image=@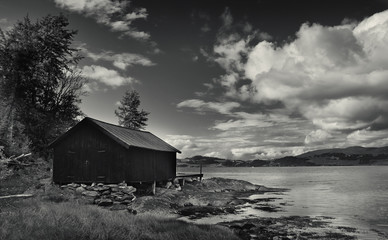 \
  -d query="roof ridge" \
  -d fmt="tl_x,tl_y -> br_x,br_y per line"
85,117 -> 151,133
